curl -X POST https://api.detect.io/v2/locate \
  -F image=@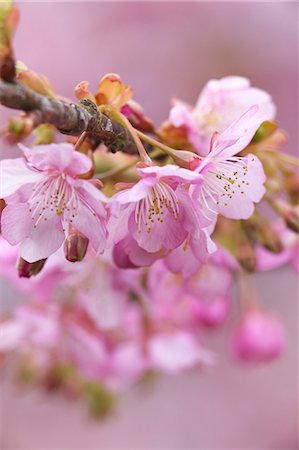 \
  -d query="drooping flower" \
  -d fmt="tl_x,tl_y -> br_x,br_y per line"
0,143 -> 108,262
191,105 -> 267,220
231,308 -> 285,363
169,76 -> 276,155
109,164 -> 215,268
